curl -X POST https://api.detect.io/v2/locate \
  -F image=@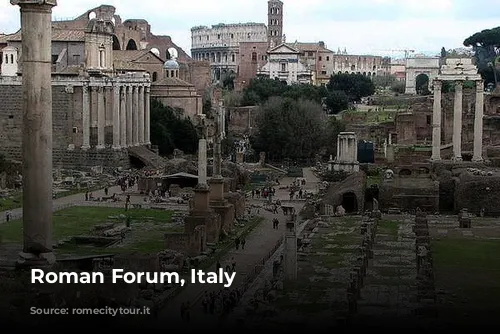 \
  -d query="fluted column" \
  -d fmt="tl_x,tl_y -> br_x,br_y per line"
145,86 -> 151,145
119,86 -> 126,147
431,80 -> 442,161
452,81 -> 463,161
138,86 -> 145,144
132,86 -> 139,146
81,84 -> 90,150
96,86 -> 105,149
126,85 -> 133,147
336,136 -> 340,160
473,80 -> 484,162
12,0 -> 57,266
112,85 -> 120,149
